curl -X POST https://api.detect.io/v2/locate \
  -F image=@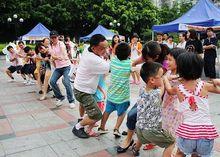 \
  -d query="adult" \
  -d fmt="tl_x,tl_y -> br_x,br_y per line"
156,32 -> 164,44
177,33 -> 187,49
163,33 -> 169,44
65,36 -> 76,59
166,36 -> 176,49
185,29 -> 203,54
203,27 -> 218,79
130,33 -> 142,84
72,34 -> 110,138
110,35 -> 120,55
49,30 -> 75,108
